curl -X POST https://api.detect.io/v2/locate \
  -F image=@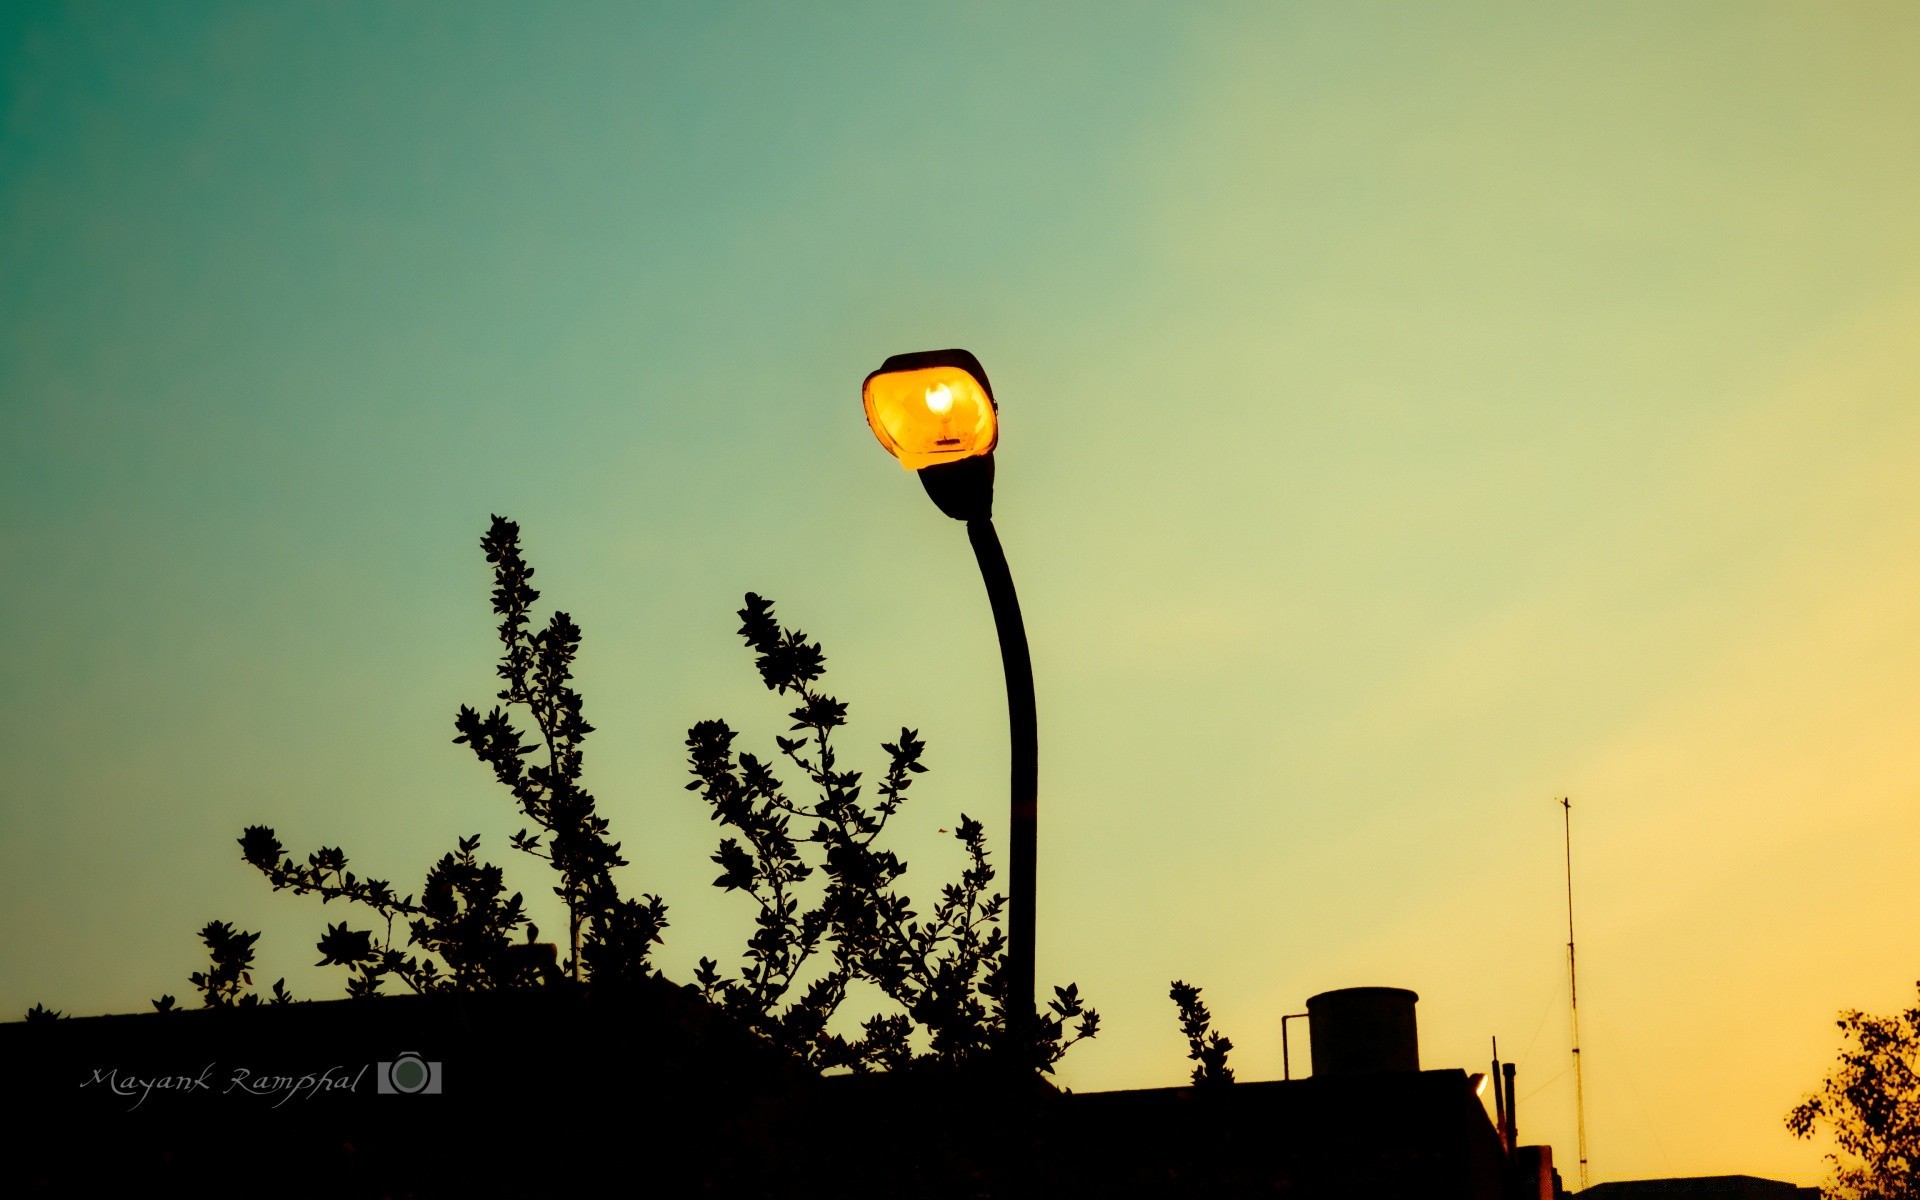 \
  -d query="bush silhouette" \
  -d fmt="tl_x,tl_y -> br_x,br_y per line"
69,516 -> 1096,1077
